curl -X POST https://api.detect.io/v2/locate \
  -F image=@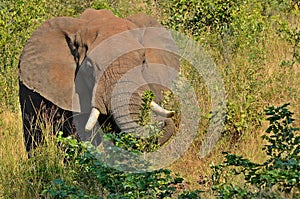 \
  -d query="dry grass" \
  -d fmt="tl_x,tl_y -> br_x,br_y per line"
0,110 -> 26,161
167,26 -> 300,192
0,110 -> 26,198
0,110 -> 68,198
